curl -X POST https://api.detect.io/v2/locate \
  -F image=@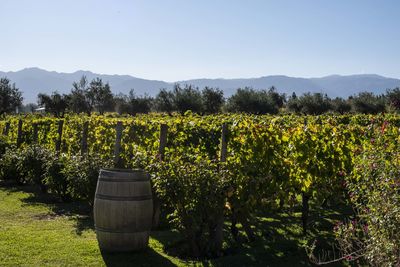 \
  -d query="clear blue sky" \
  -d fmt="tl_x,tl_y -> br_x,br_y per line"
1,0 -> 400,81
